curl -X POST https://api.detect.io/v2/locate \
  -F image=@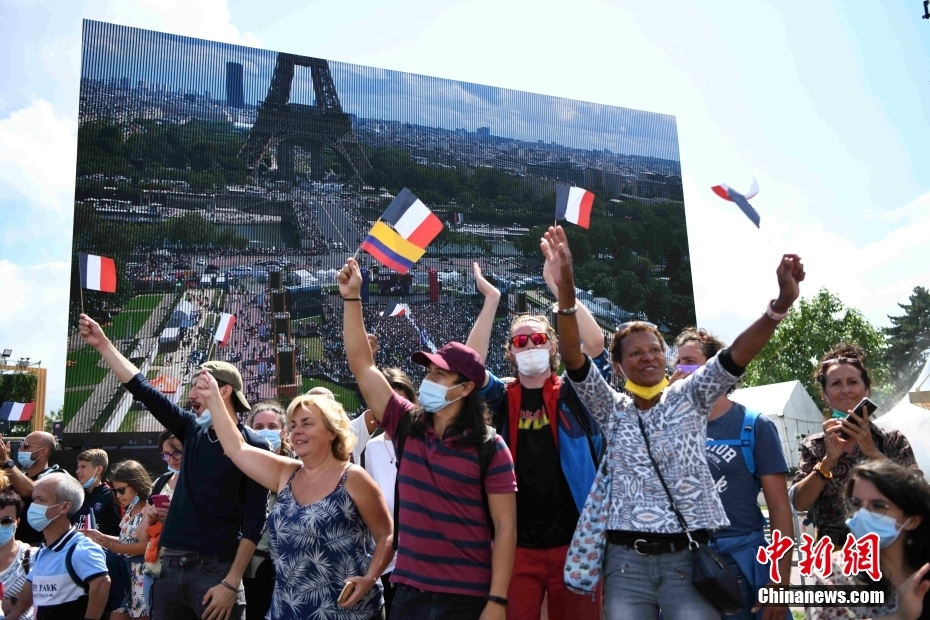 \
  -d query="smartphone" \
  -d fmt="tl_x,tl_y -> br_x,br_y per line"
852,397 -> 877,420
150,494 -> 170,508
337,581 -> 355,605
